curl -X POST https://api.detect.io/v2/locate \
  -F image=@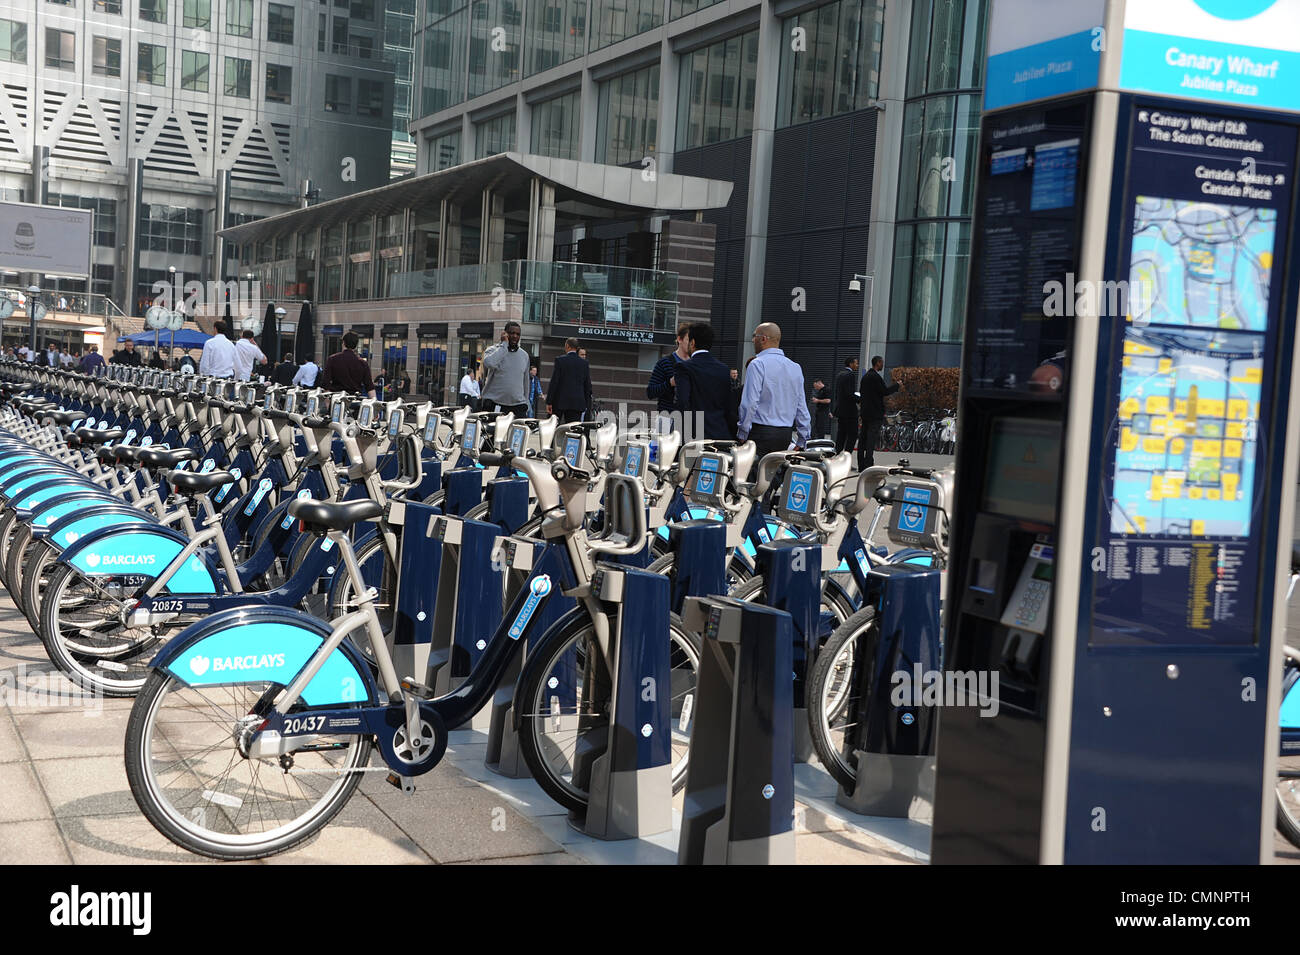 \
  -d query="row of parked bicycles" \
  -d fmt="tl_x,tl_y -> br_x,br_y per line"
875,408 -> 957,455
0,359 -> 1293,861
0,360 -> 953,859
